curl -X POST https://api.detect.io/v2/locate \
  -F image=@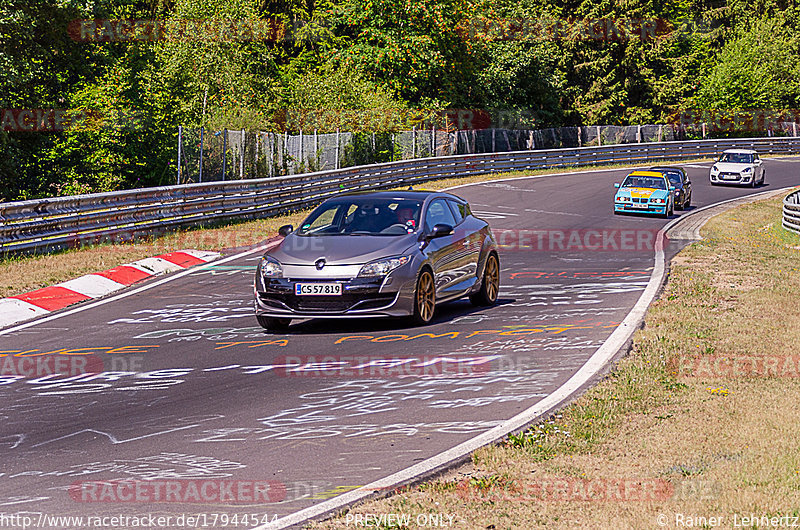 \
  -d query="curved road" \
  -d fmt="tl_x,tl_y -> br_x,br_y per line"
1,157 -> 798,528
